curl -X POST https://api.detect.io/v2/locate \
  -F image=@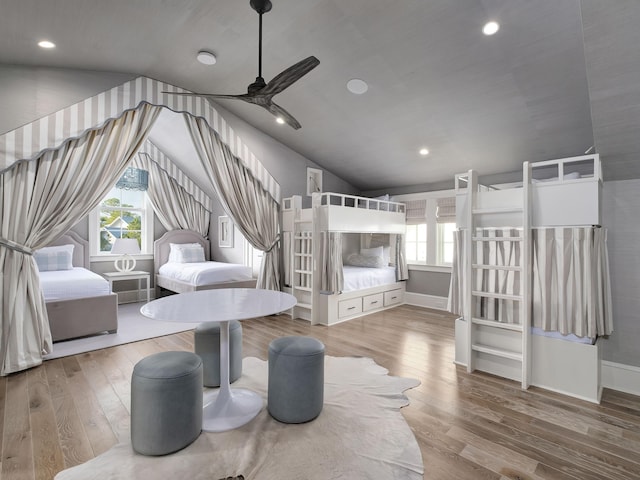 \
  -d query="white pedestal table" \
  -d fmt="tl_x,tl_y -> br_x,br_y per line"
140,288 -> 296,432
